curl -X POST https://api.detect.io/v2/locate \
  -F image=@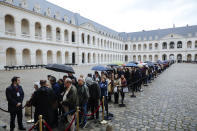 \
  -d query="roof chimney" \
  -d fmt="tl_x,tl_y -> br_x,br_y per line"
186,24 -> 189,27
173,24 -> 175,28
